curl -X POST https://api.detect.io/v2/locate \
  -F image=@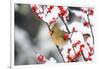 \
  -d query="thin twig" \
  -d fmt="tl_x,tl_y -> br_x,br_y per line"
56,45 -> 65,63
60,17 -> 71,34
59,8 -> 88,61
60,16 -> 76,56
81,52 -> 88,61
41,20 -> 51,31
86,13 -> 95,45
